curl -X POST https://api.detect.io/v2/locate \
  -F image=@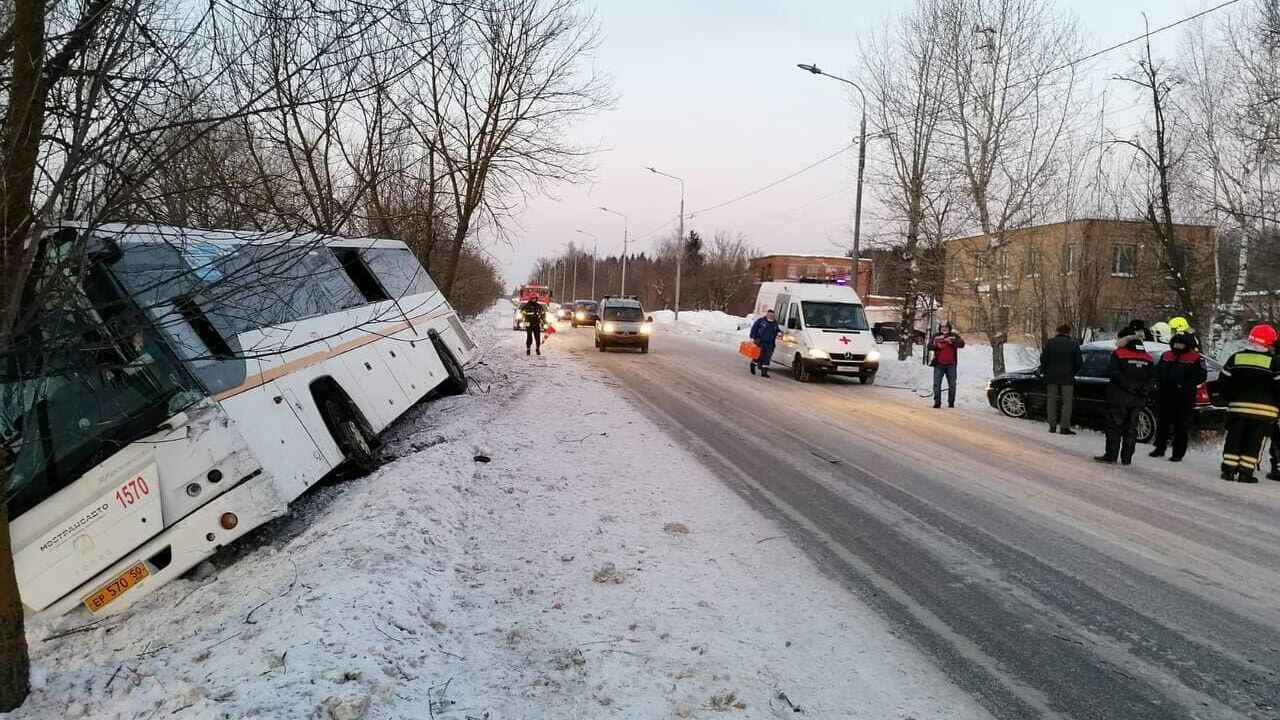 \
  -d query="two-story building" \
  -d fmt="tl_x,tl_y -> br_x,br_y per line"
940,219 -> 1216,346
